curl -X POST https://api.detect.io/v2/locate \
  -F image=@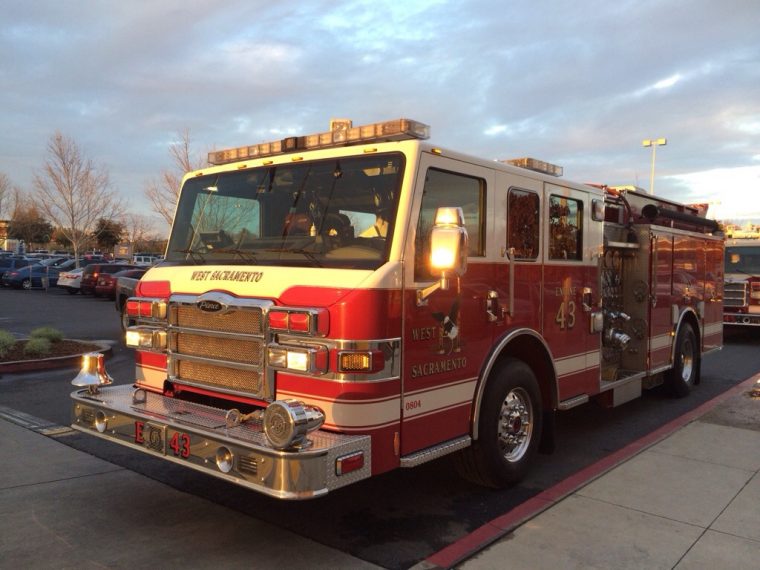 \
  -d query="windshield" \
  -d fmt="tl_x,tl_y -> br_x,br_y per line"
166,153 -> 404,269
725,245 -> 760,275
